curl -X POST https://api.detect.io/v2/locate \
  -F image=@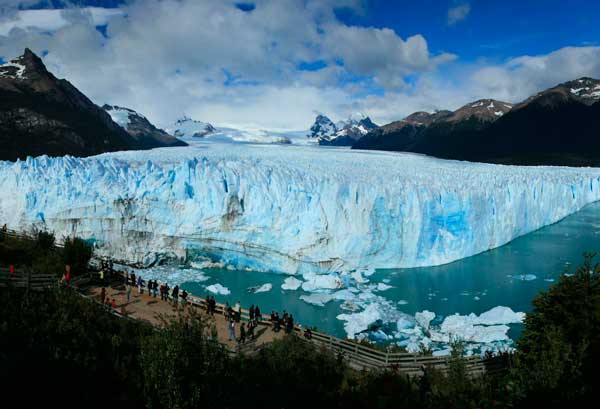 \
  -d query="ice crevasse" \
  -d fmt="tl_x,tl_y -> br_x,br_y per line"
1,142 -> 600,275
